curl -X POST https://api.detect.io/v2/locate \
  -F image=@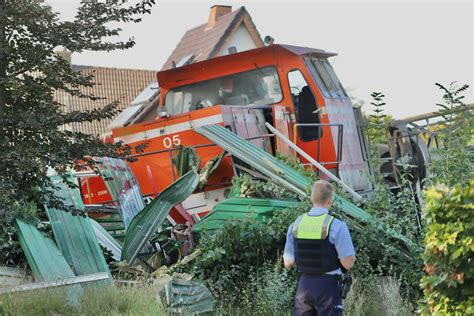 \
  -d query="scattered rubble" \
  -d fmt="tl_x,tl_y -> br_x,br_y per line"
2,124 -> 418,314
